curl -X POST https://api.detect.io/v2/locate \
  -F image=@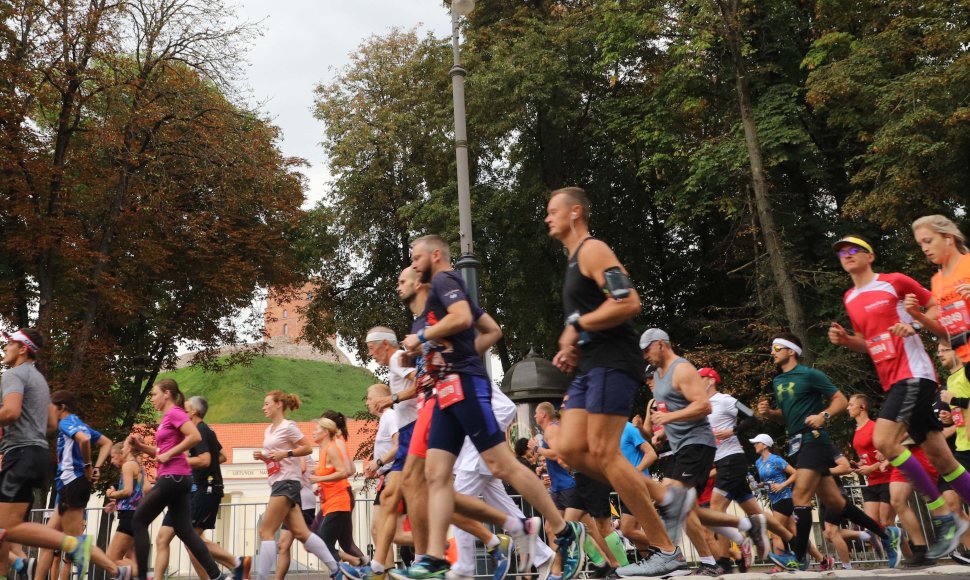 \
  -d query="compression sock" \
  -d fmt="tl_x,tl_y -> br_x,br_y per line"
792,506 -> 813,560
943,465 -> 970,506
304,534 -> 338,573
711,526 -> 744,543
891,449 -> 943,502
841,502 -> 886,539
257,541 -> 276,580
